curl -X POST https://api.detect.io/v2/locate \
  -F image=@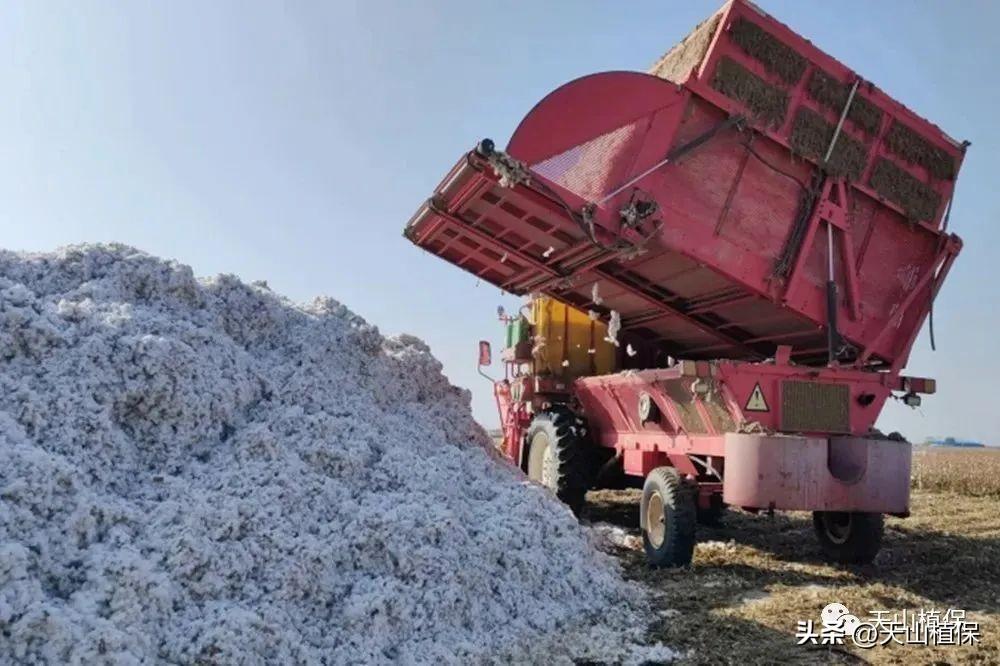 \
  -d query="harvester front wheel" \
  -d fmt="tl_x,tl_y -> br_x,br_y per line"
525,408 -> 591,515
812,511 -> 884,564
640,467 -> 696,567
